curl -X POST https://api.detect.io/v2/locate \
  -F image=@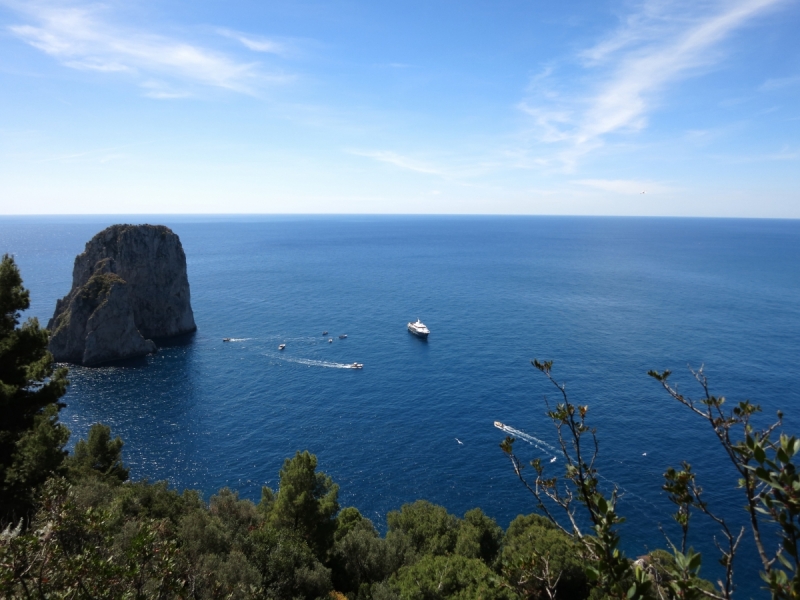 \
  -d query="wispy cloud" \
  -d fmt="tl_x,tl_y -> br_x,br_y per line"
521,0 -> 788,169
217,28 -> 286,55
348,148 -> 511,183
32,141 -> 148,163
711,147 -> 800,162
759,75 -> 800,91
348,150 -> 445,176
4,1 -> 289,96
573,179 -> 673,194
